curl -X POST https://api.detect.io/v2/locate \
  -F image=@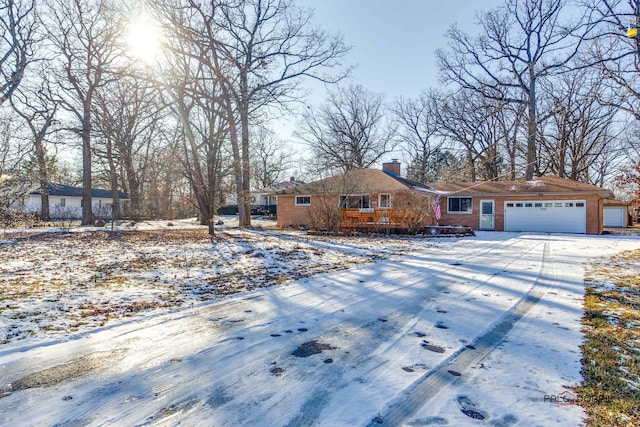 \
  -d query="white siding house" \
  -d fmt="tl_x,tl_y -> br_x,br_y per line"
17,183 -> 128,219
